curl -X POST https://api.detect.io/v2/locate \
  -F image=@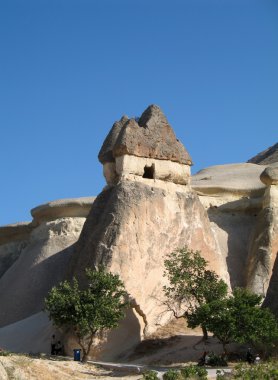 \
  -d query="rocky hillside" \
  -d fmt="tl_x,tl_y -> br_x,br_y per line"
248,142 -> 278,165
